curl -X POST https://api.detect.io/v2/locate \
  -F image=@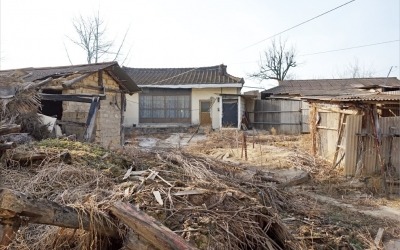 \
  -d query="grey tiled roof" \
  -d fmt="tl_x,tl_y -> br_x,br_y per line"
0,62 -> 140,94
263,78 -> 400,97
123,64 -> 244,86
